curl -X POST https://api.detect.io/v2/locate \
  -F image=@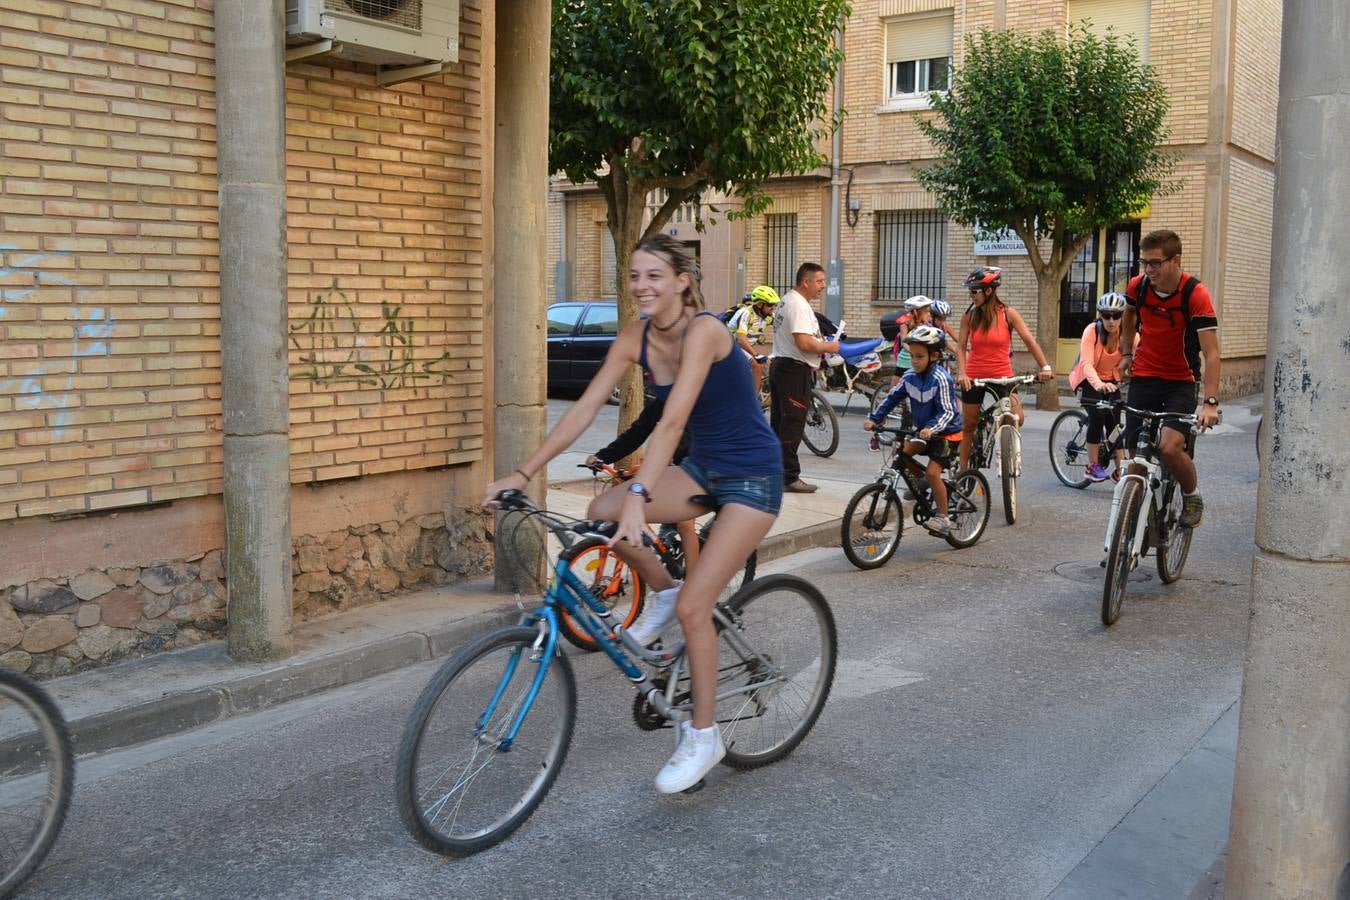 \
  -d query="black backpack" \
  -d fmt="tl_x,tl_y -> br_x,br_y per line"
1131,274 -> 1204,380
